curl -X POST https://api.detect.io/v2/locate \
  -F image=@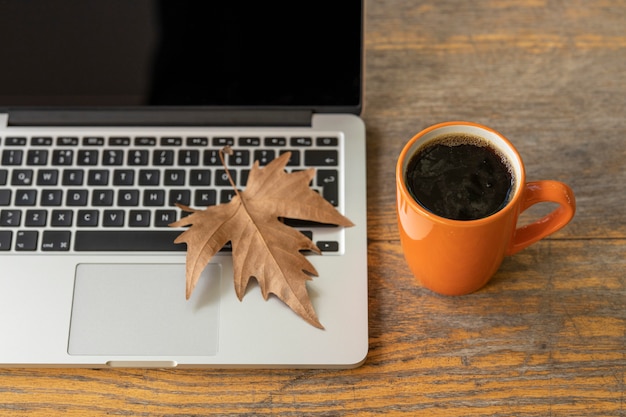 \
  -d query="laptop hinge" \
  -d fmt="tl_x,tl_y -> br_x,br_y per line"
5,109 -> 313,127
